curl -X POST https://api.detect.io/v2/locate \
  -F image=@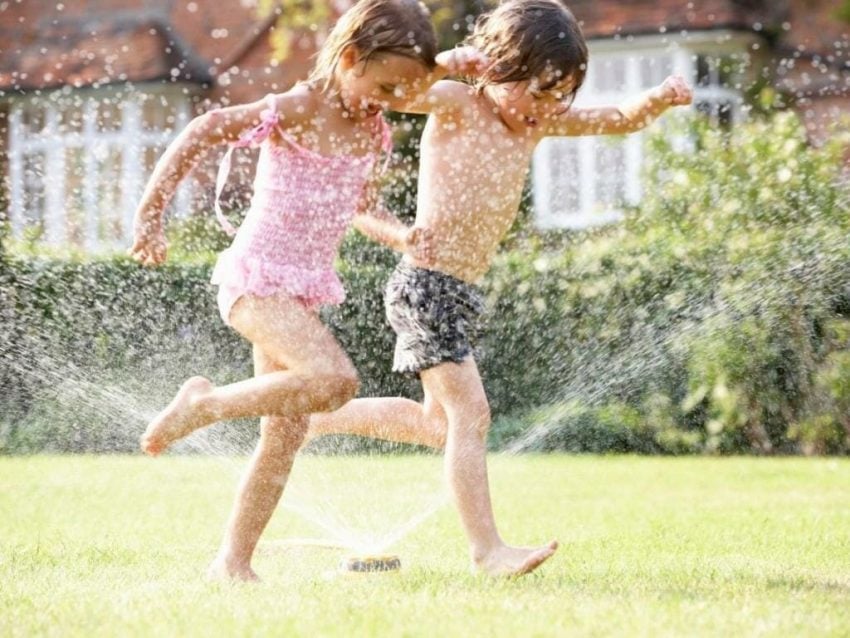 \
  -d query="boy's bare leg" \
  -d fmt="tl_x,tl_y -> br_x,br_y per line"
421,358 -> 558,577
307,393 -> 448,449
208,346 -> 308,582
141,293 -> 358,455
